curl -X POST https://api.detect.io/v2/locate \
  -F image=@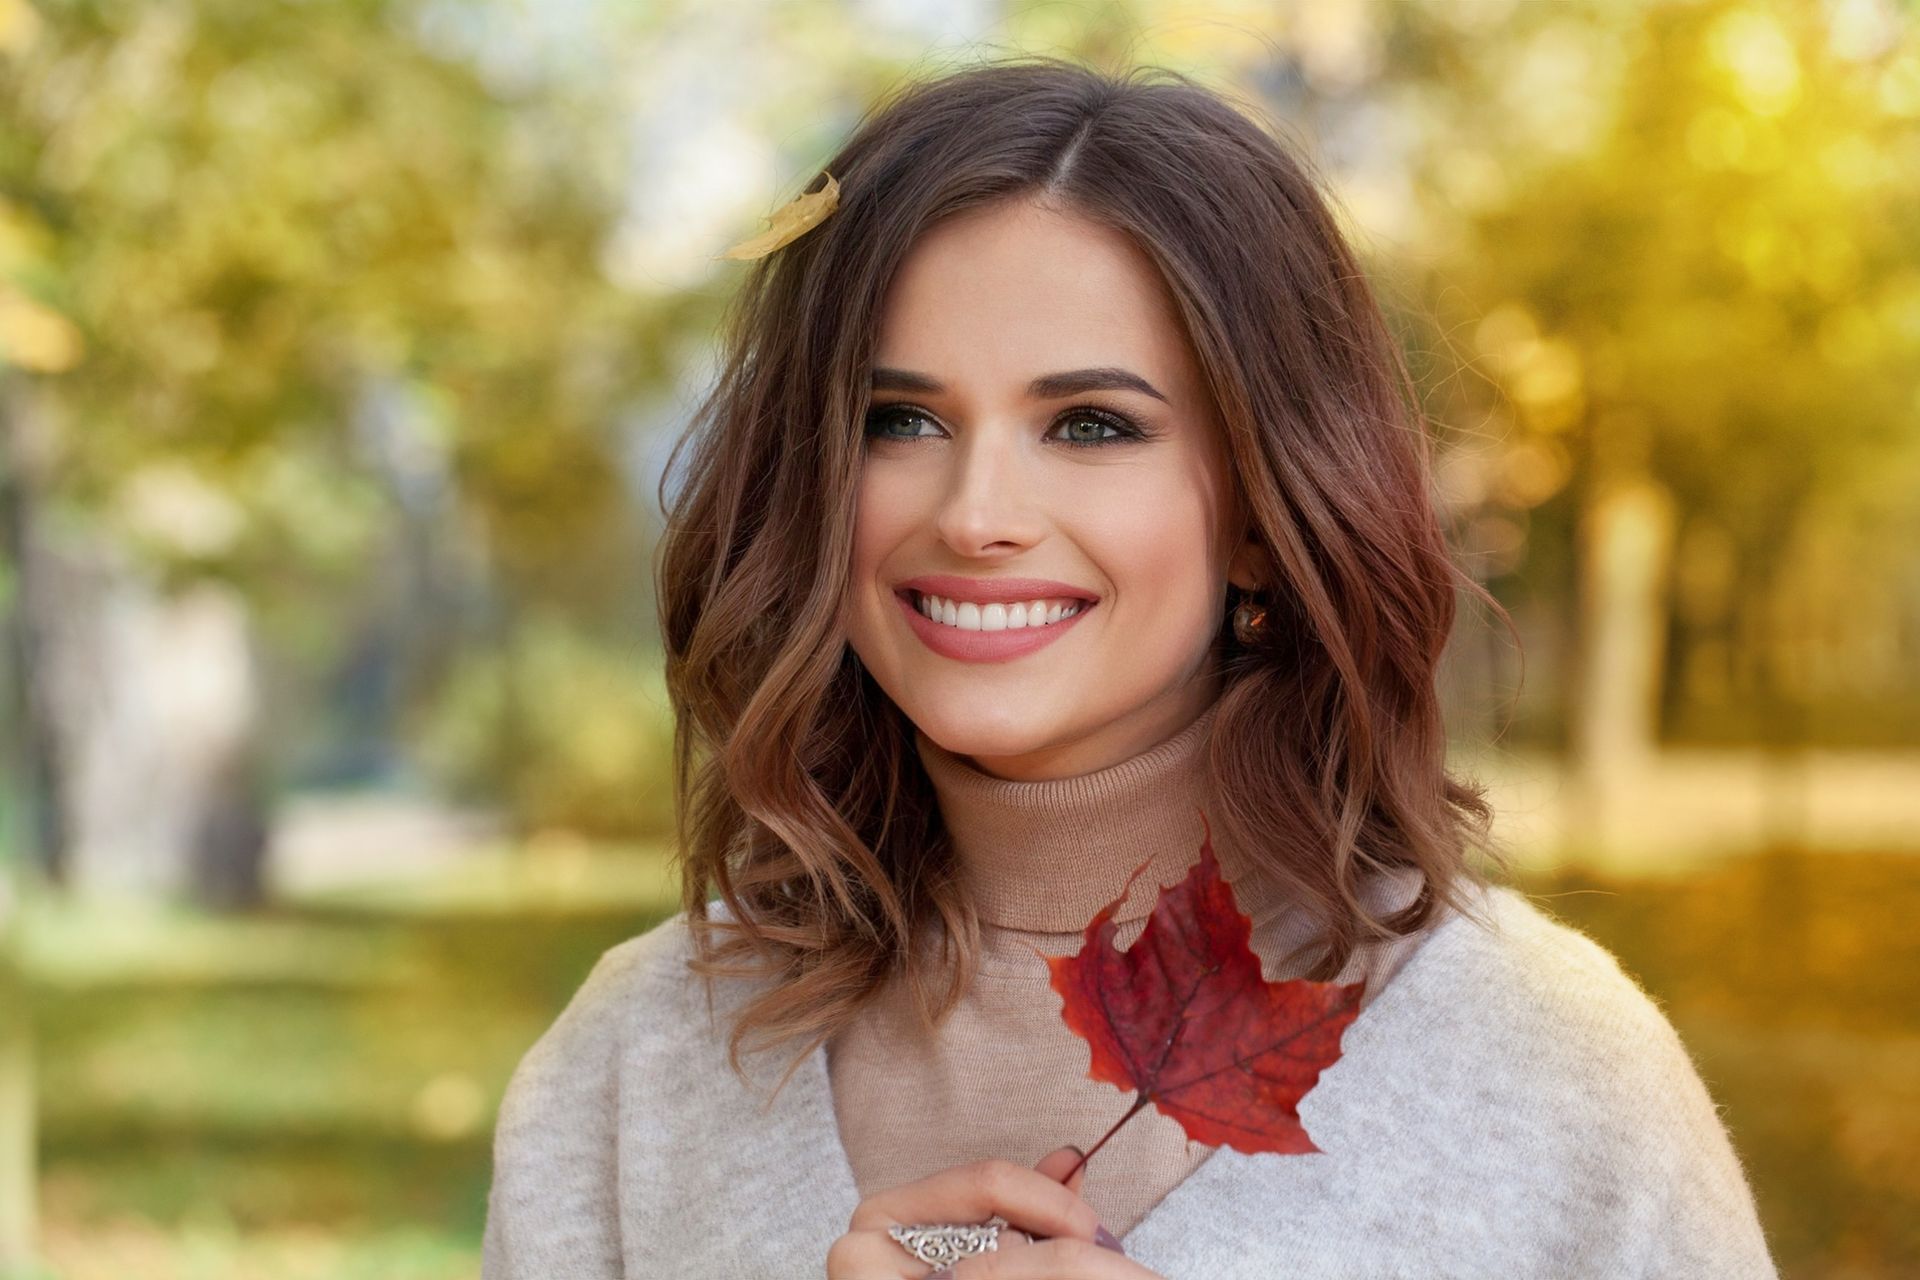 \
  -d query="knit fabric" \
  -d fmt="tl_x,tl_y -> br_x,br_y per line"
481,702 -> 1779,1277
829,696 -> 1435,1238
